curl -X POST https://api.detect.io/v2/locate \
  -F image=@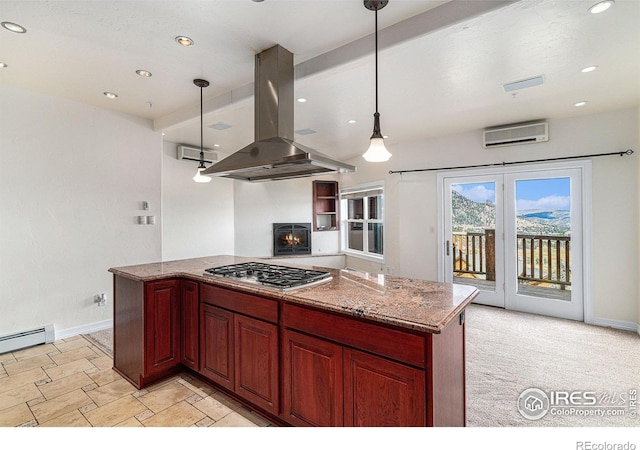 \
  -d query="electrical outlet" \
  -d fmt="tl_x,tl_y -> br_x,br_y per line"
96,293 -> 107,307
